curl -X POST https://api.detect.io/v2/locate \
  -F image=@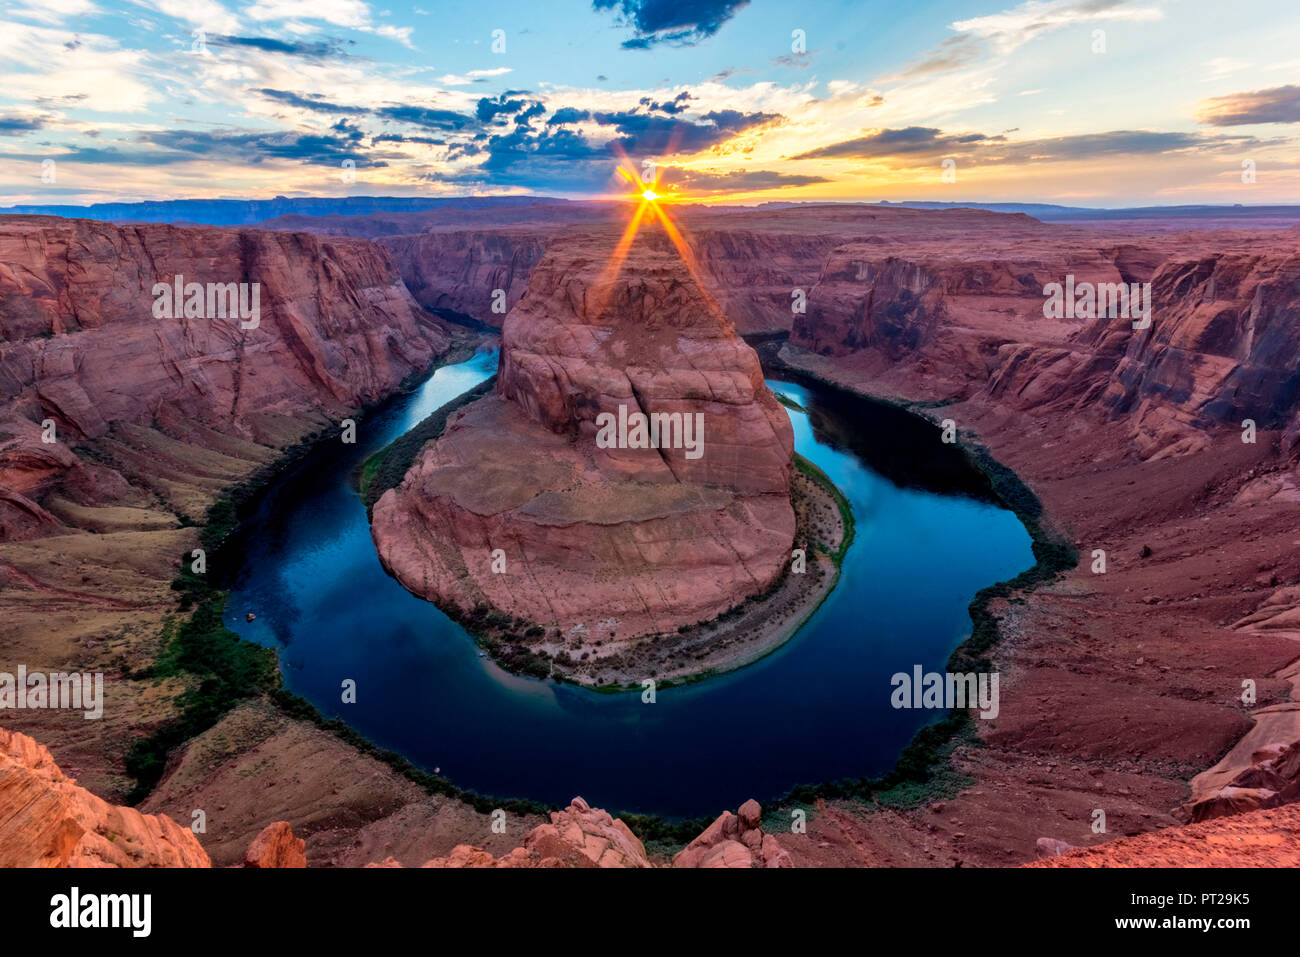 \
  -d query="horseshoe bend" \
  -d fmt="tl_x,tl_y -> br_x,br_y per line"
368,227 -> 824,683
2,200 -> 1300,882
